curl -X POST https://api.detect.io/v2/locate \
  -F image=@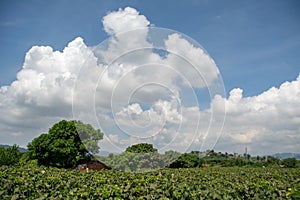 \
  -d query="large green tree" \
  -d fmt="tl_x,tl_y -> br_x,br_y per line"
169,153 -> 202,168
27,120 -> 103,168
104,143 -> 169,172
125,143 -> 157,153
